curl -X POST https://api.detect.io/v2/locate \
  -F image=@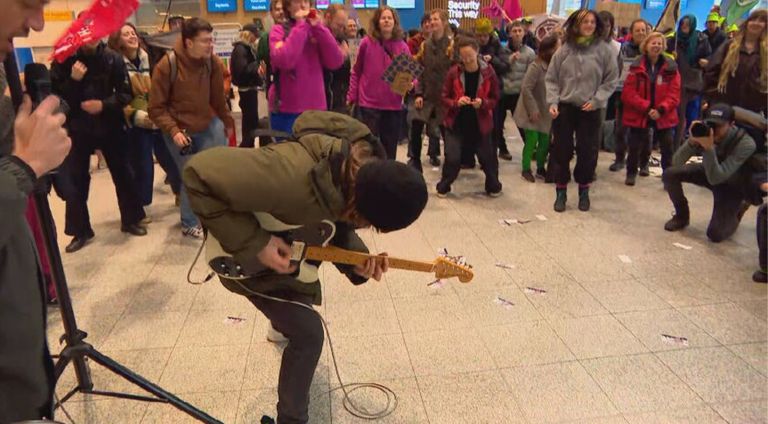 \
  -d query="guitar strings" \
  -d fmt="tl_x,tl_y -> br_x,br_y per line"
187,234 -> 399,420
